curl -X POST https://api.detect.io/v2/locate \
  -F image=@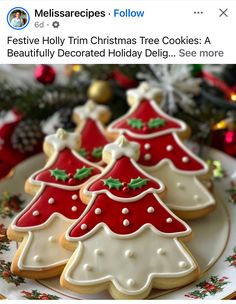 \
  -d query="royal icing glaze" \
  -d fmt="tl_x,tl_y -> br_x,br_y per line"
68,193 -> 189,238
150,163 -> 215,211
17,216 -> 74,270
104,135 -> 140,161
86,156 -> 163,200
10,129 -> 102,273
14,185 -> 86,229
30,148 -> 101,188
107,96 -> 215,214
127,82 -> 163,103
62,136 -> 197,297
64,228 -> 196,295
73,100 -> 109,120
77,118 -> 109,163
108,99 -> 186,138
125,133 -> 207,174
45,128 -> 80,152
